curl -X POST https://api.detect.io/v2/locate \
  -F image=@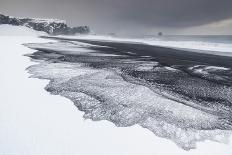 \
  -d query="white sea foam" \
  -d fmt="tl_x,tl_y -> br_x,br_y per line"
55,35 -> 232,55
188,65 -> 230,75
144,39 -> 232,54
